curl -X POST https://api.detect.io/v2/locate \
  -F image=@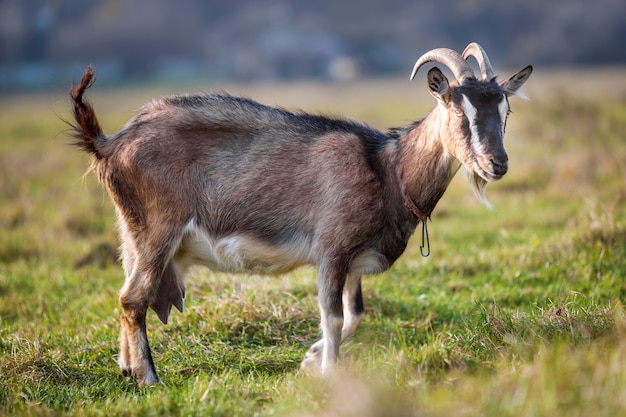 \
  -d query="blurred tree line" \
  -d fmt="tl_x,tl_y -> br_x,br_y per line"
0,0 -> 624,90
